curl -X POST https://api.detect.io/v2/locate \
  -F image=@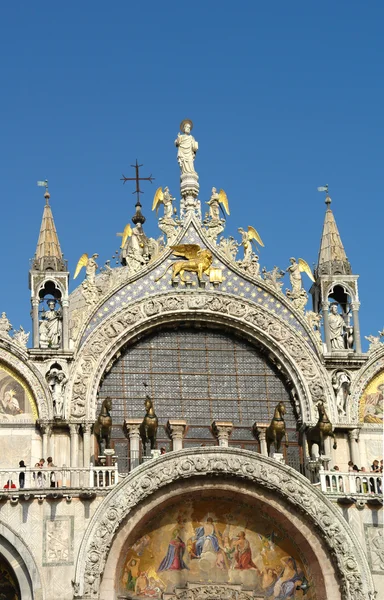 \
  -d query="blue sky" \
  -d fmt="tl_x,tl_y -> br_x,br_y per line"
0,2 -> 382,349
